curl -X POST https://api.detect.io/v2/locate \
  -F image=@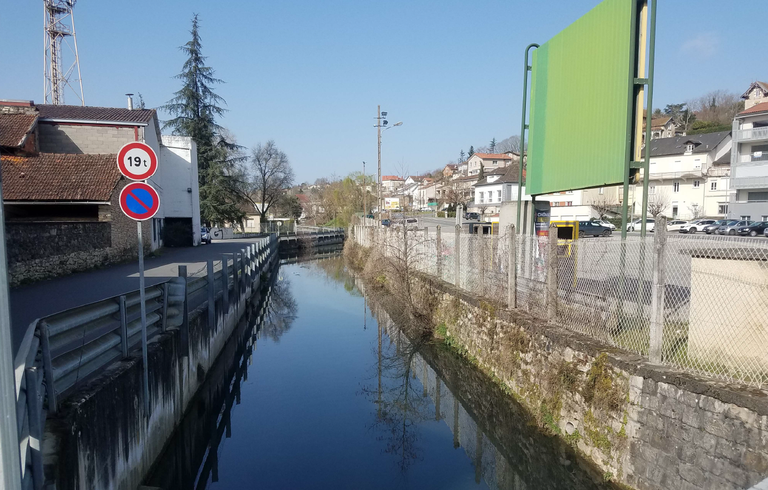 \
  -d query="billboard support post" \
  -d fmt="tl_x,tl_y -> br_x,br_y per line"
516,43 -> 539,234
640,0 -> 657,236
